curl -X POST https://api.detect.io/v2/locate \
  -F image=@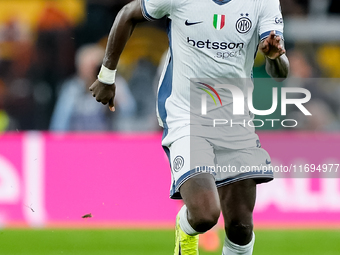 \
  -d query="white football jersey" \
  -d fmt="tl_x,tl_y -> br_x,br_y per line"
140,0 -> 284,149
